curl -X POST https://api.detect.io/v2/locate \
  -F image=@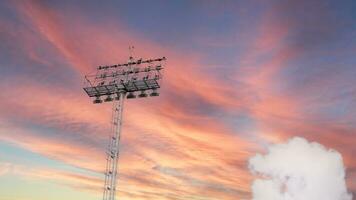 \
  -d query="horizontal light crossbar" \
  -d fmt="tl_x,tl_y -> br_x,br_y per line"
83,79 -> 160,97
98,57 -> 166,70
